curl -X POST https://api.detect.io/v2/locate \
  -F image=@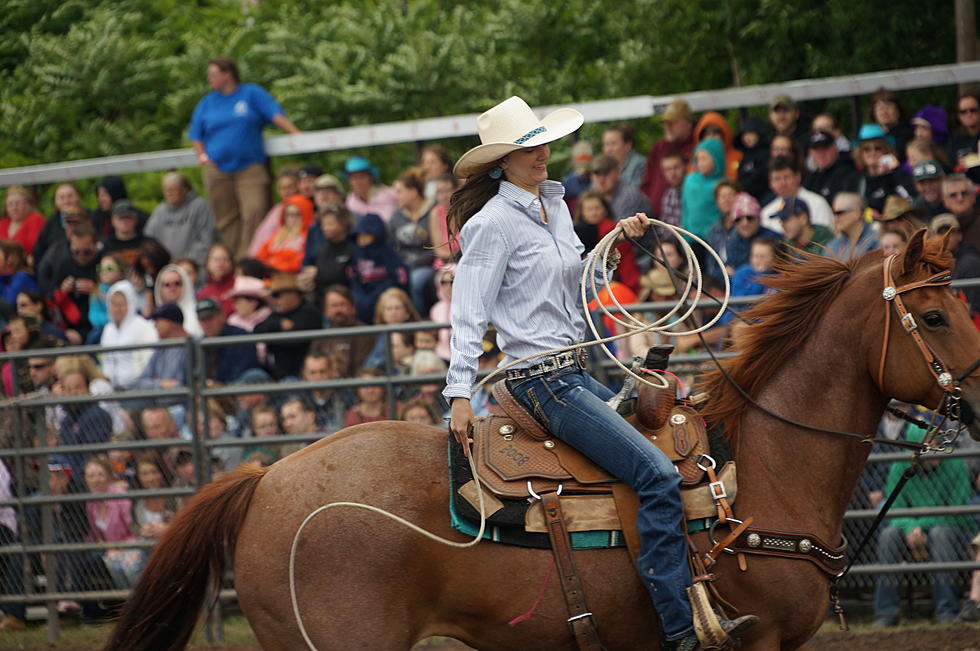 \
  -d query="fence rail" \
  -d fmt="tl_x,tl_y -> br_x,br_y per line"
1,285 -> 978,641
3,61 -> 980,186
